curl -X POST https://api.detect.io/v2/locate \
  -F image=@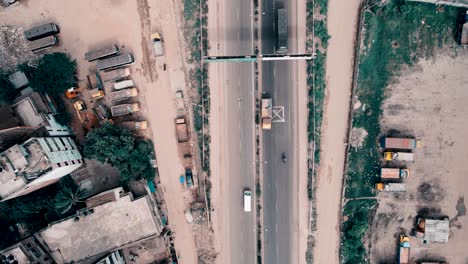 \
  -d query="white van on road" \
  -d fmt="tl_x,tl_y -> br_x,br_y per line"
243,190 -> 252,212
